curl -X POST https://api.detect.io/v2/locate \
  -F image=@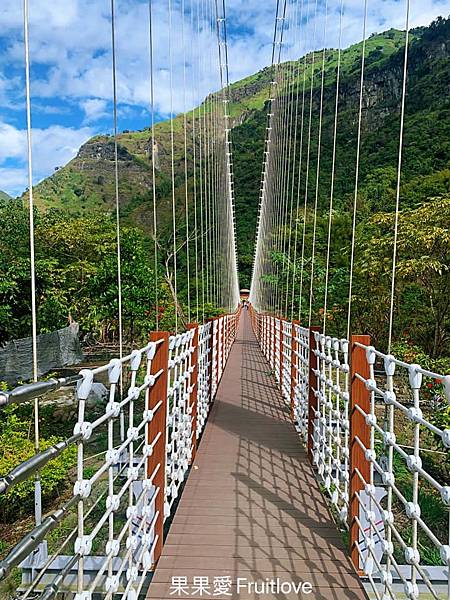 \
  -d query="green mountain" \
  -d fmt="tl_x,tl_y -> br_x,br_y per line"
31,17 -> 450,290
0,191 -> 11,201
2,16 -> 449,358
